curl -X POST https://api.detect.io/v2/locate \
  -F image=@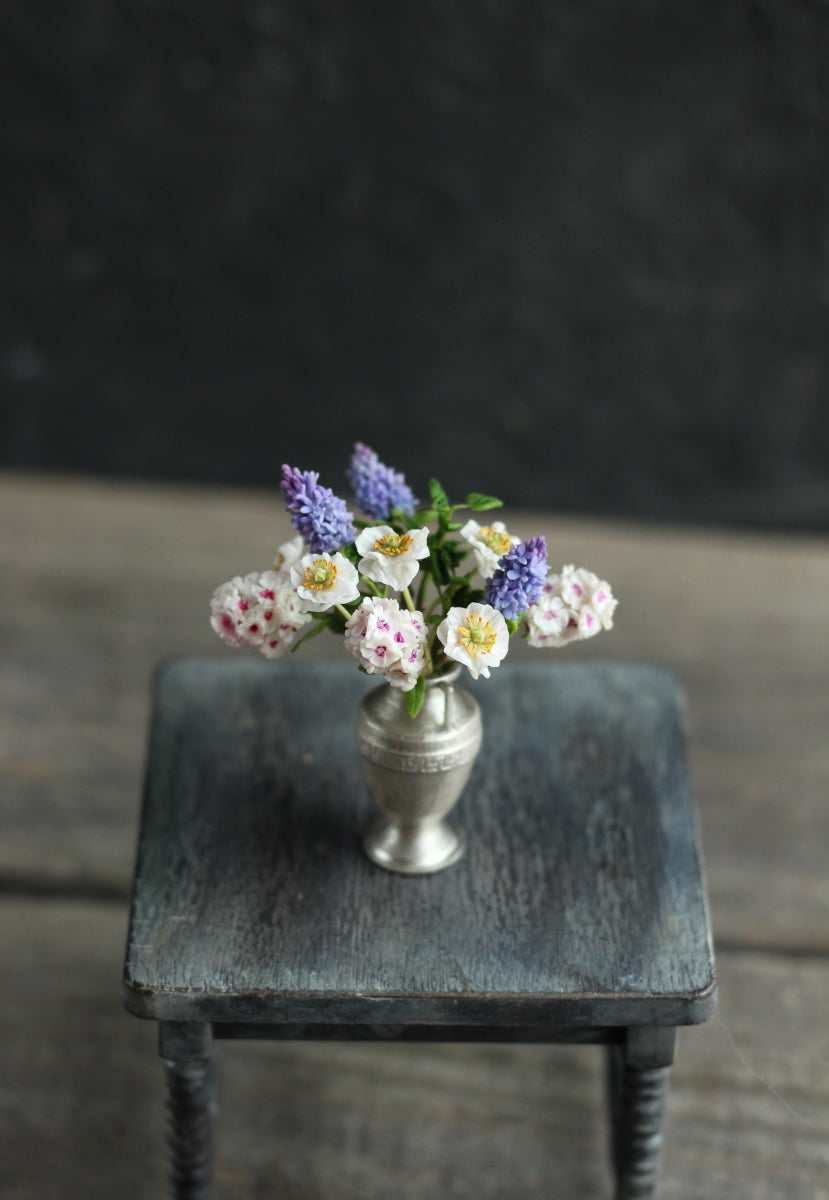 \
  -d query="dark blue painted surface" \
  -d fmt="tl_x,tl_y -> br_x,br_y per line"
124,659 -> 715,1026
